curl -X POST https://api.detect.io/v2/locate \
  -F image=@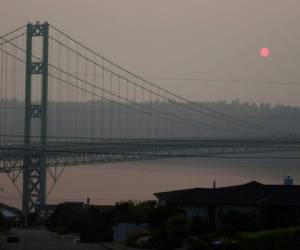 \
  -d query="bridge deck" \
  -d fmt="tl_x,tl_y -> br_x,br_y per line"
1,139 -> 300,172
